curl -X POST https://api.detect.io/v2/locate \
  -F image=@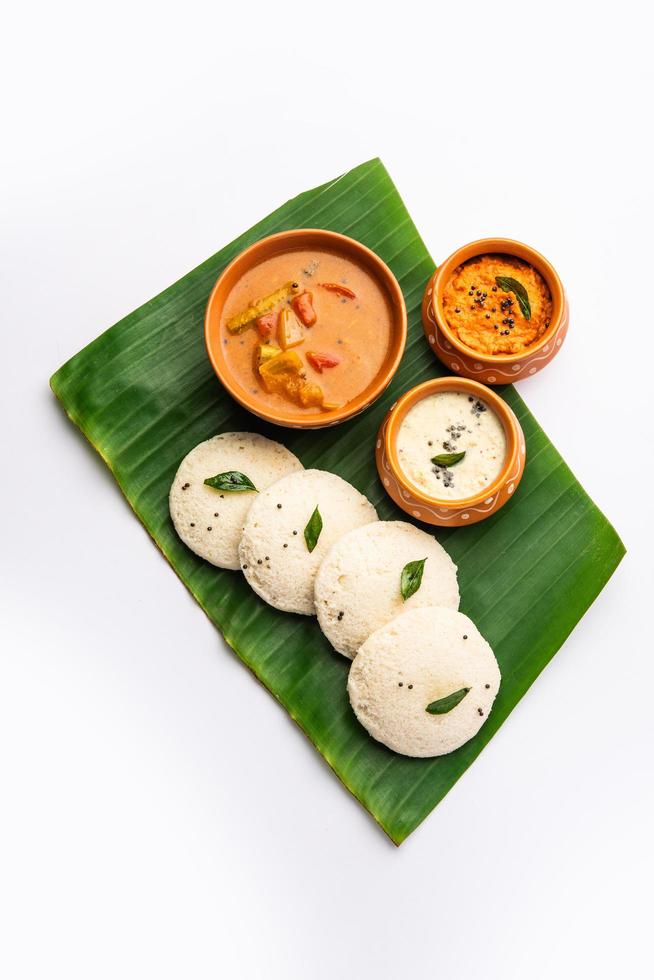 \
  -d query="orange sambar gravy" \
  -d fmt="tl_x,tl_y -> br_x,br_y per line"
221,249 -> 393,416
